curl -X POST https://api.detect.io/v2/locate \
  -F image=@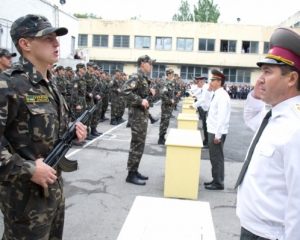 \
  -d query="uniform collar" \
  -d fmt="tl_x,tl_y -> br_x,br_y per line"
138,68 -> 147,78
271,95 -> 300,119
